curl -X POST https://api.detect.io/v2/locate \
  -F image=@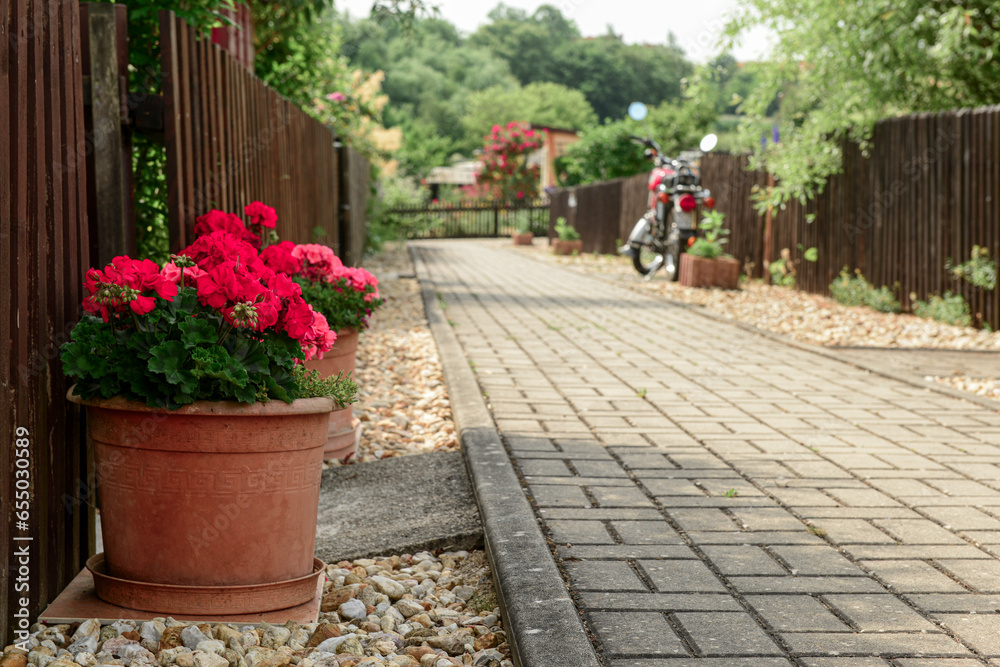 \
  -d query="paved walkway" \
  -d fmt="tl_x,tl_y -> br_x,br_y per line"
416,240 -> 1000,666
